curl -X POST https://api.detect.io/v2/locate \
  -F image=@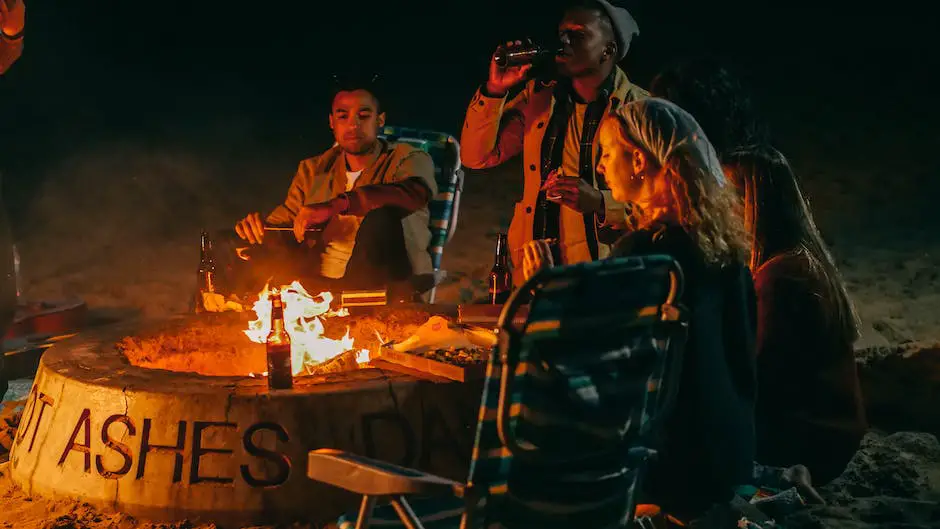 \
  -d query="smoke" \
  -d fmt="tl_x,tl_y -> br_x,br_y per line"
14,121 -> 292,319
